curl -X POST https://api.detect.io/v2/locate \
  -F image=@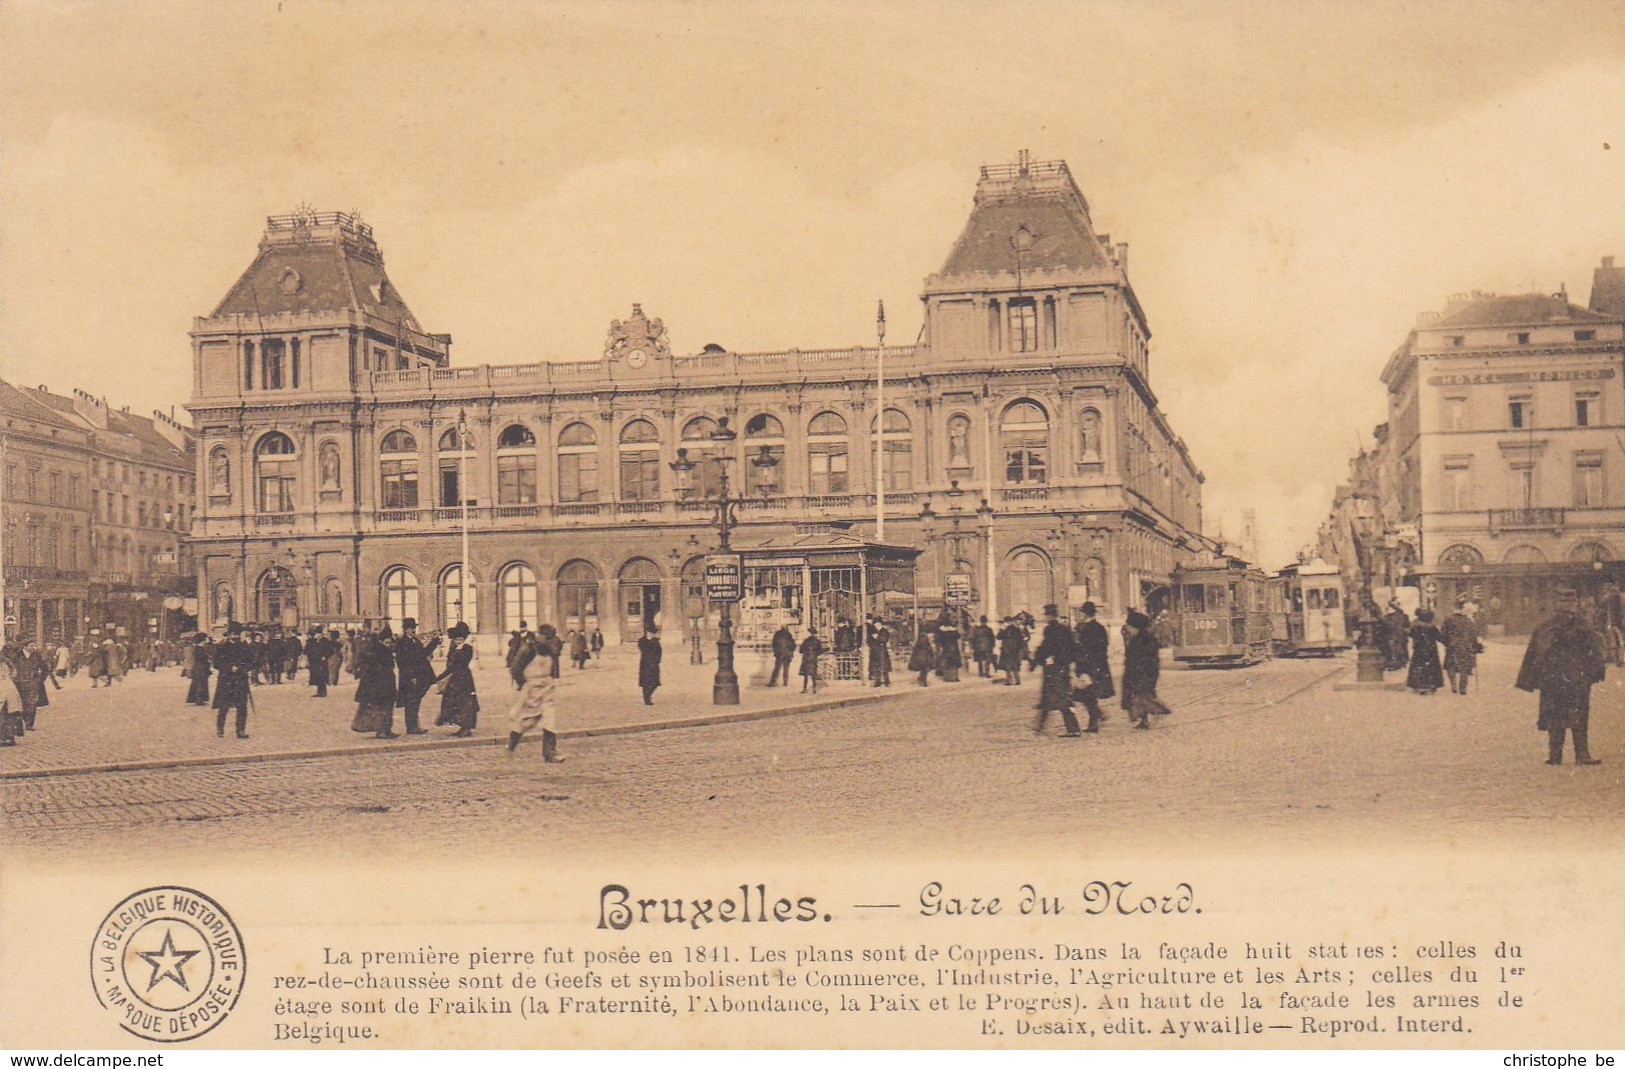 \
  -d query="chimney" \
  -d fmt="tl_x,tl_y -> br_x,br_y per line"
1589,254 -> 1625,316
1115,242 -> 1129,272
71,387 -> 108,429
150,409 -> 191,452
